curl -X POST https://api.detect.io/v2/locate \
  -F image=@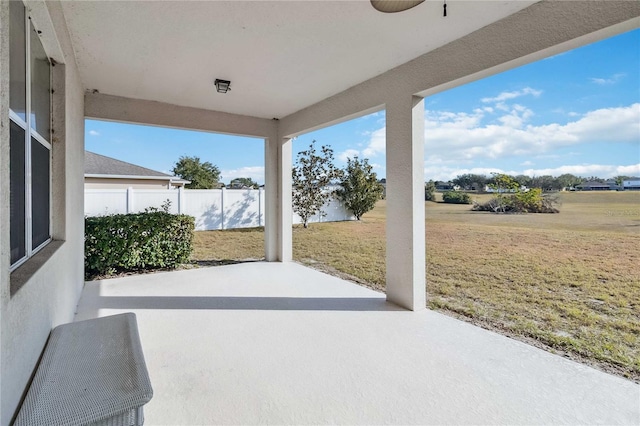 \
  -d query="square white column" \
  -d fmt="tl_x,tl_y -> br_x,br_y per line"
264,135 -> 292,262
385,95 -> 426,311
